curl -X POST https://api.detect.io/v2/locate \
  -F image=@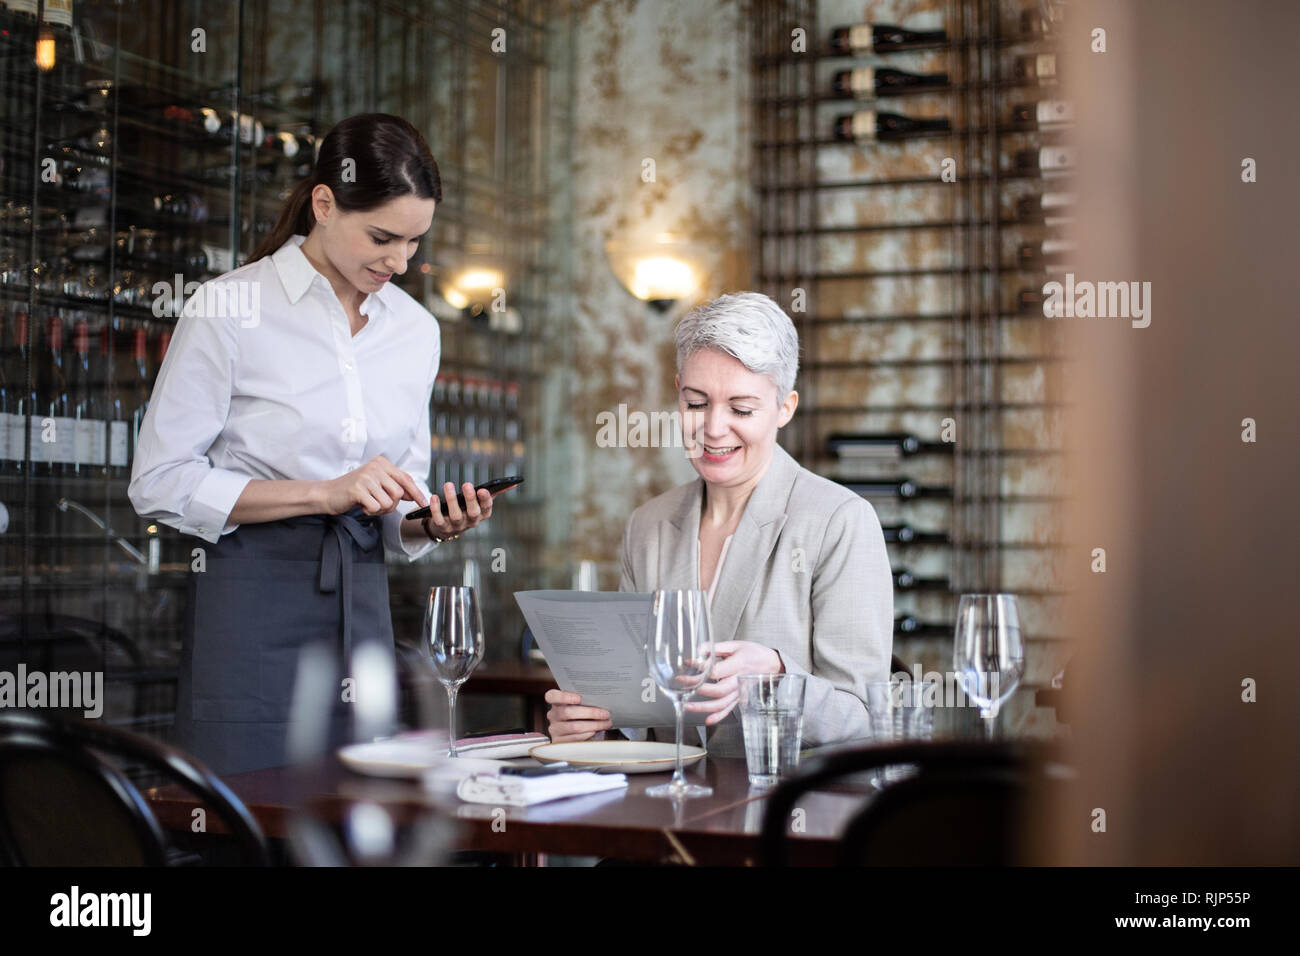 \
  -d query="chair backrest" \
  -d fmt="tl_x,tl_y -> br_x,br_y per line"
836,766 -> 1026,865
760,740 -> 1047,866
0,712 -> 270,866
0,734 -> 169,866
